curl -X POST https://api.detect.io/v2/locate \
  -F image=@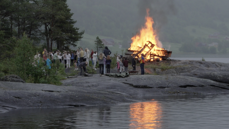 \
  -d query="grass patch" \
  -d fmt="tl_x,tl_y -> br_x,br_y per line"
145,62 -> 176,71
